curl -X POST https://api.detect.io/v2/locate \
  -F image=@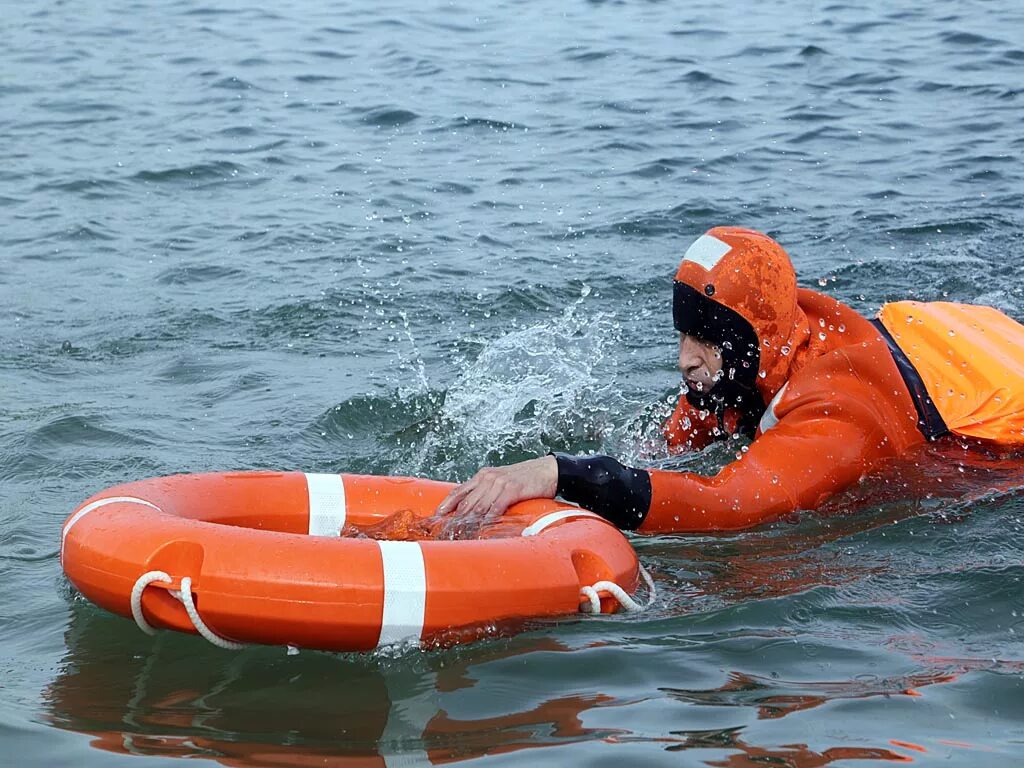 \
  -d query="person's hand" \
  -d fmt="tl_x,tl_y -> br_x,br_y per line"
433,456 -> 559,539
